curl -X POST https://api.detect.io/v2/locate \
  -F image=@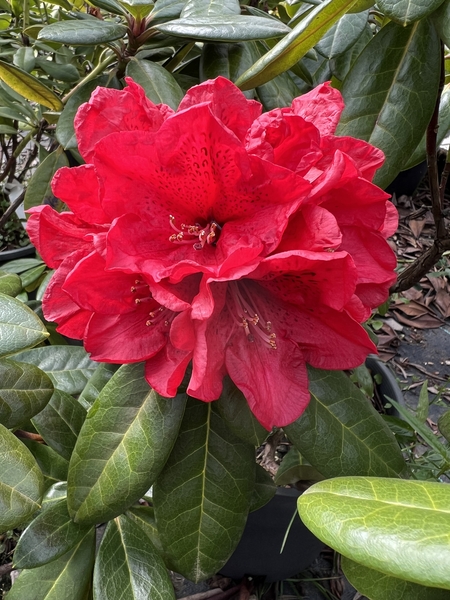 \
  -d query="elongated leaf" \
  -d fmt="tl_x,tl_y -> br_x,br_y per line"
77,363 -> 119,410
153,398 -> 255,582
217,377 -> 267,447
181,0 -> 240,17
235,0 -> 359,90
200,42 -> 254,87
284,367 -> 406,478
7,528 -> 95,600
13,346 -> 98,395
151,0 -> 185,21
125,58 -> 183,109
38,20 -> 128,45
0,60 -> 63,110
0,358 -> 53,428
68,362 -> 186,525
24,148 -> 69,213
0,270 -> 22,297
126,505 -> 166,557
0,293 -> 49,357
250,464 -> 276,512
32,389 -> 86,461
0,258 -> 42,274
23,439 -> 69,485
316,10 -> 368,59
337,19 -> 441,189
42,481 -> 68,508
438,410 -> 450,443
14,499 -> 91,568
93,515 -> 175,600
298,477 -> 450,591
342,556 -> 450,600
432,0 -> 450,46
377,0 -> 446,26
35,57 -> 80,83
0,423 -> 43,530
155,15 -> 290,41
